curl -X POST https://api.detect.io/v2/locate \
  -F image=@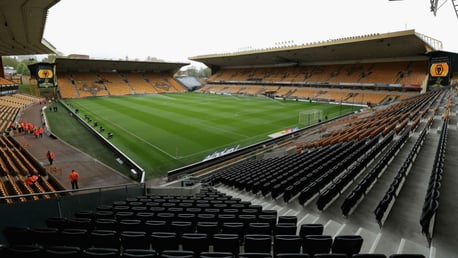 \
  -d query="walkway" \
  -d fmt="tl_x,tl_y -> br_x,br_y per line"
12,103 -> 133,190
